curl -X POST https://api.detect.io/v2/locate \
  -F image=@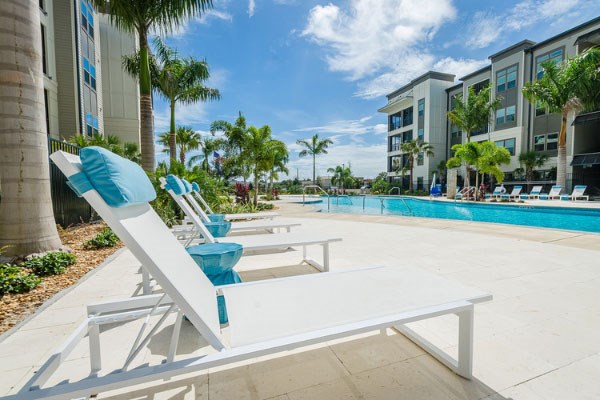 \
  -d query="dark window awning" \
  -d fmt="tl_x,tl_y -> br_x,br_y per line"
573,111 -> 600,126
575,27 -> 600,46
571,152 -> 600,166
